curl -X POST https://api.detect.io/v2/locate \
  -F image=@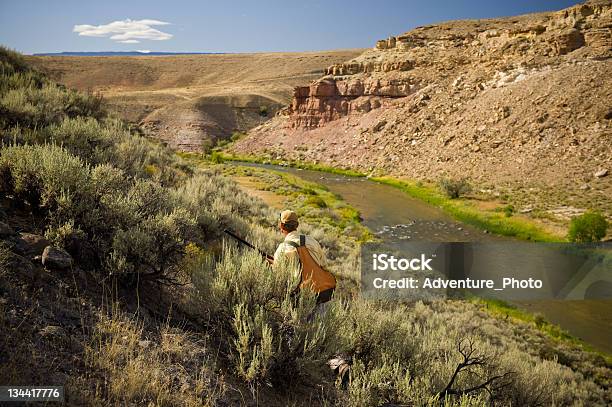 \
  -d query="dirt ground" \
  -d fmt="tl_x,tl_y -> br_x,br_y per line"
232,176 -> 286,209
